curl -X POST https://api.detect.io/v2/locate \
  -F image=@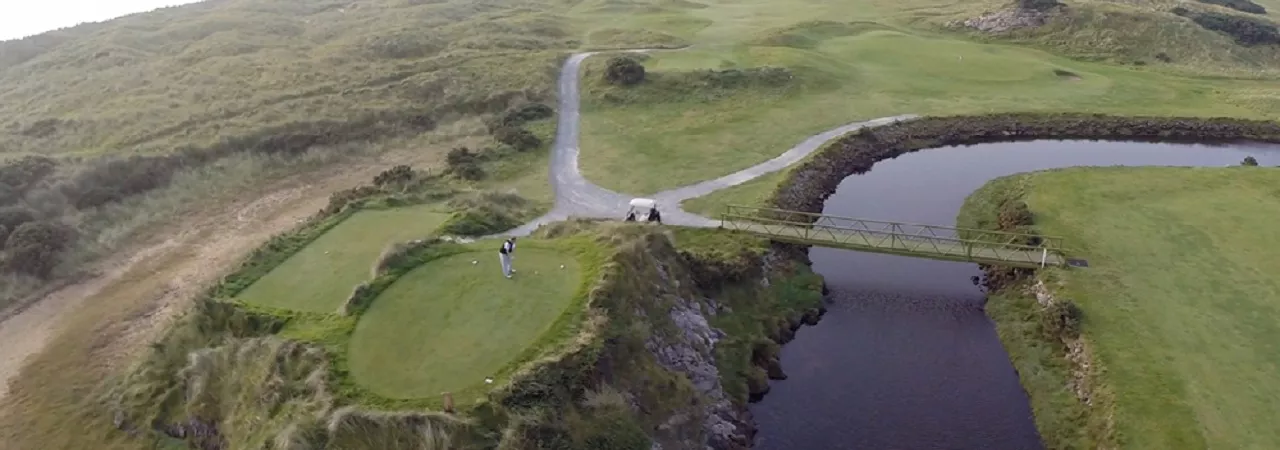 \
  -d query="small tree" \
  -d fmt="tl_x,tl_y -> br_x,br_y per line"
604,56 -> 646,86
1241,156 -> 1259,166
